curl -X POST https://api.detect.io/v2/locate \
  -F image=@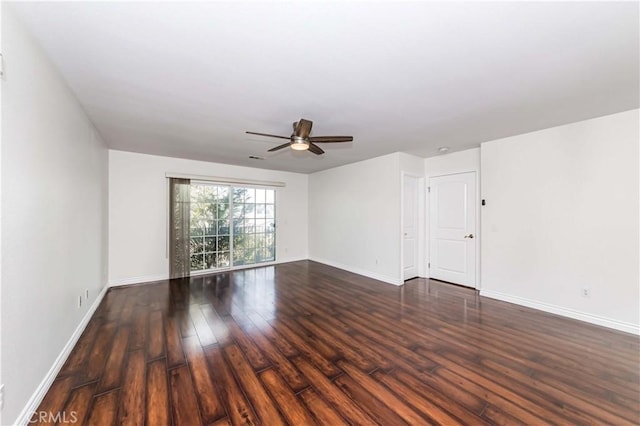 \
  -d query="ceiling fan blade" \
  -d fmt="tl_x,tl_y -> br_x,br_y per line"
268,142 -> 292,152
294,119 -> 313,138
246,131 -> 290,140
309,136 -> 354,143
308,143 -> 324,155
